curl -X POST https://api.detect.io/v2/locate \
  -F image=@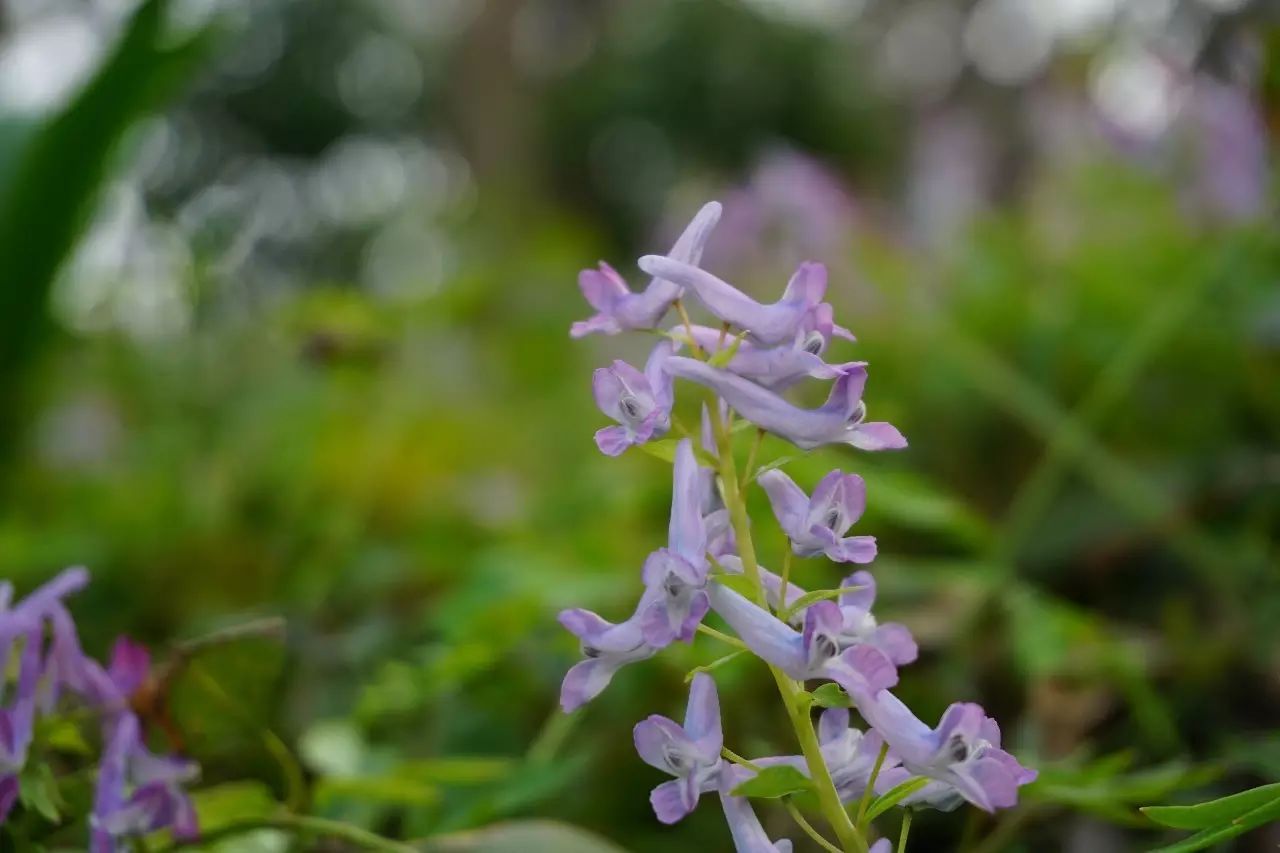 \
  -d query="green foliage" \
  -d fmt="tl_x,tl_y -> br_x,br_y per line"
731,765 -> 814,799
1144,783 -> 1280,853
